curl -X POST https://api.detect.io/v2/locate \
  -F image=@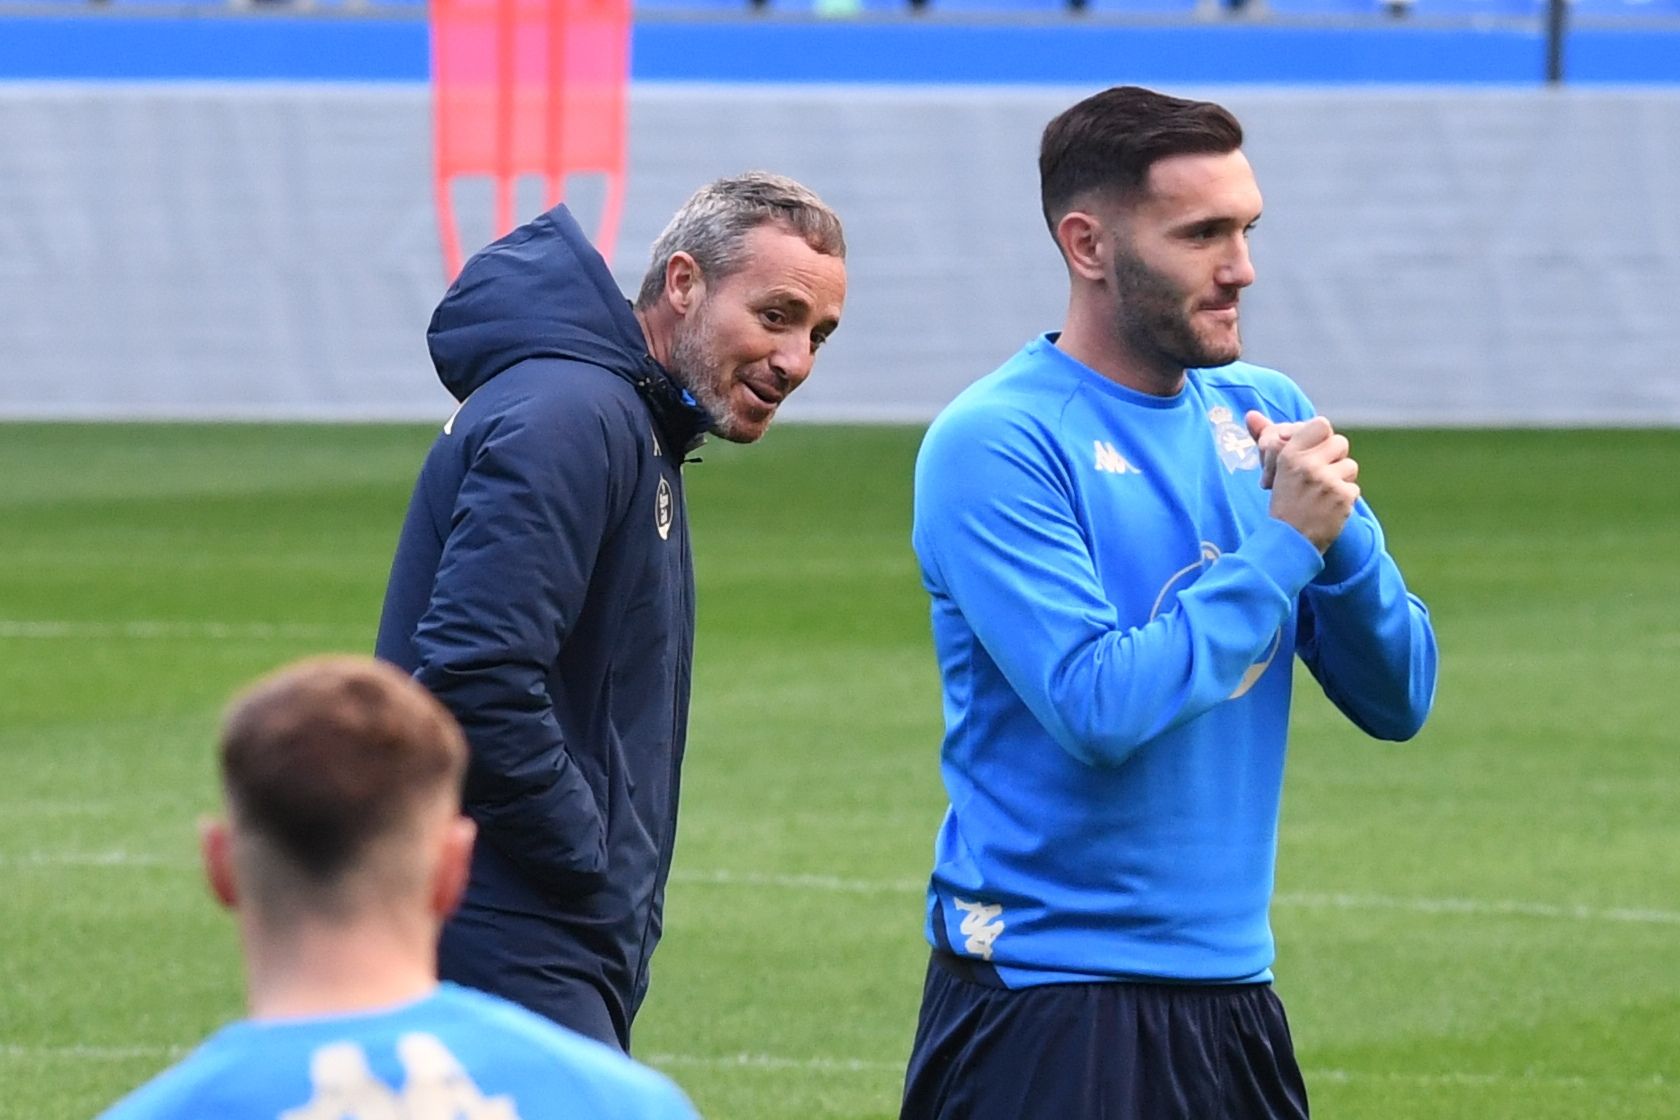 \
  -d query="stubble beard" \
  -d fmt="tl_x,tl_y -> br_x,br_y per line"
1111,248 -> 1242,375
666,306 -> 753,444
